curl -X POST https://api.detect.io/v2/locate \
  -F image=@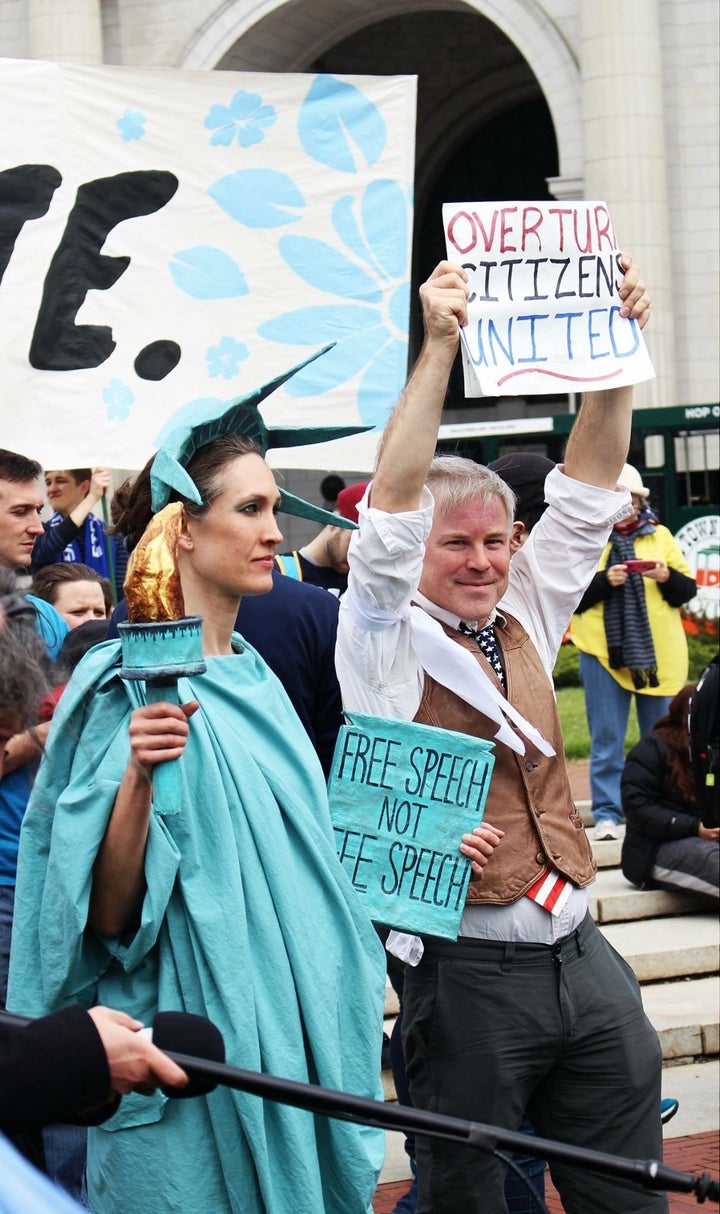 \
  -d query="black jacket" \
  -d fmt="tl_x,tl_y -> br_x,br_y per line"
0,1005 -> 117,1132
620,732 -> 701,886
